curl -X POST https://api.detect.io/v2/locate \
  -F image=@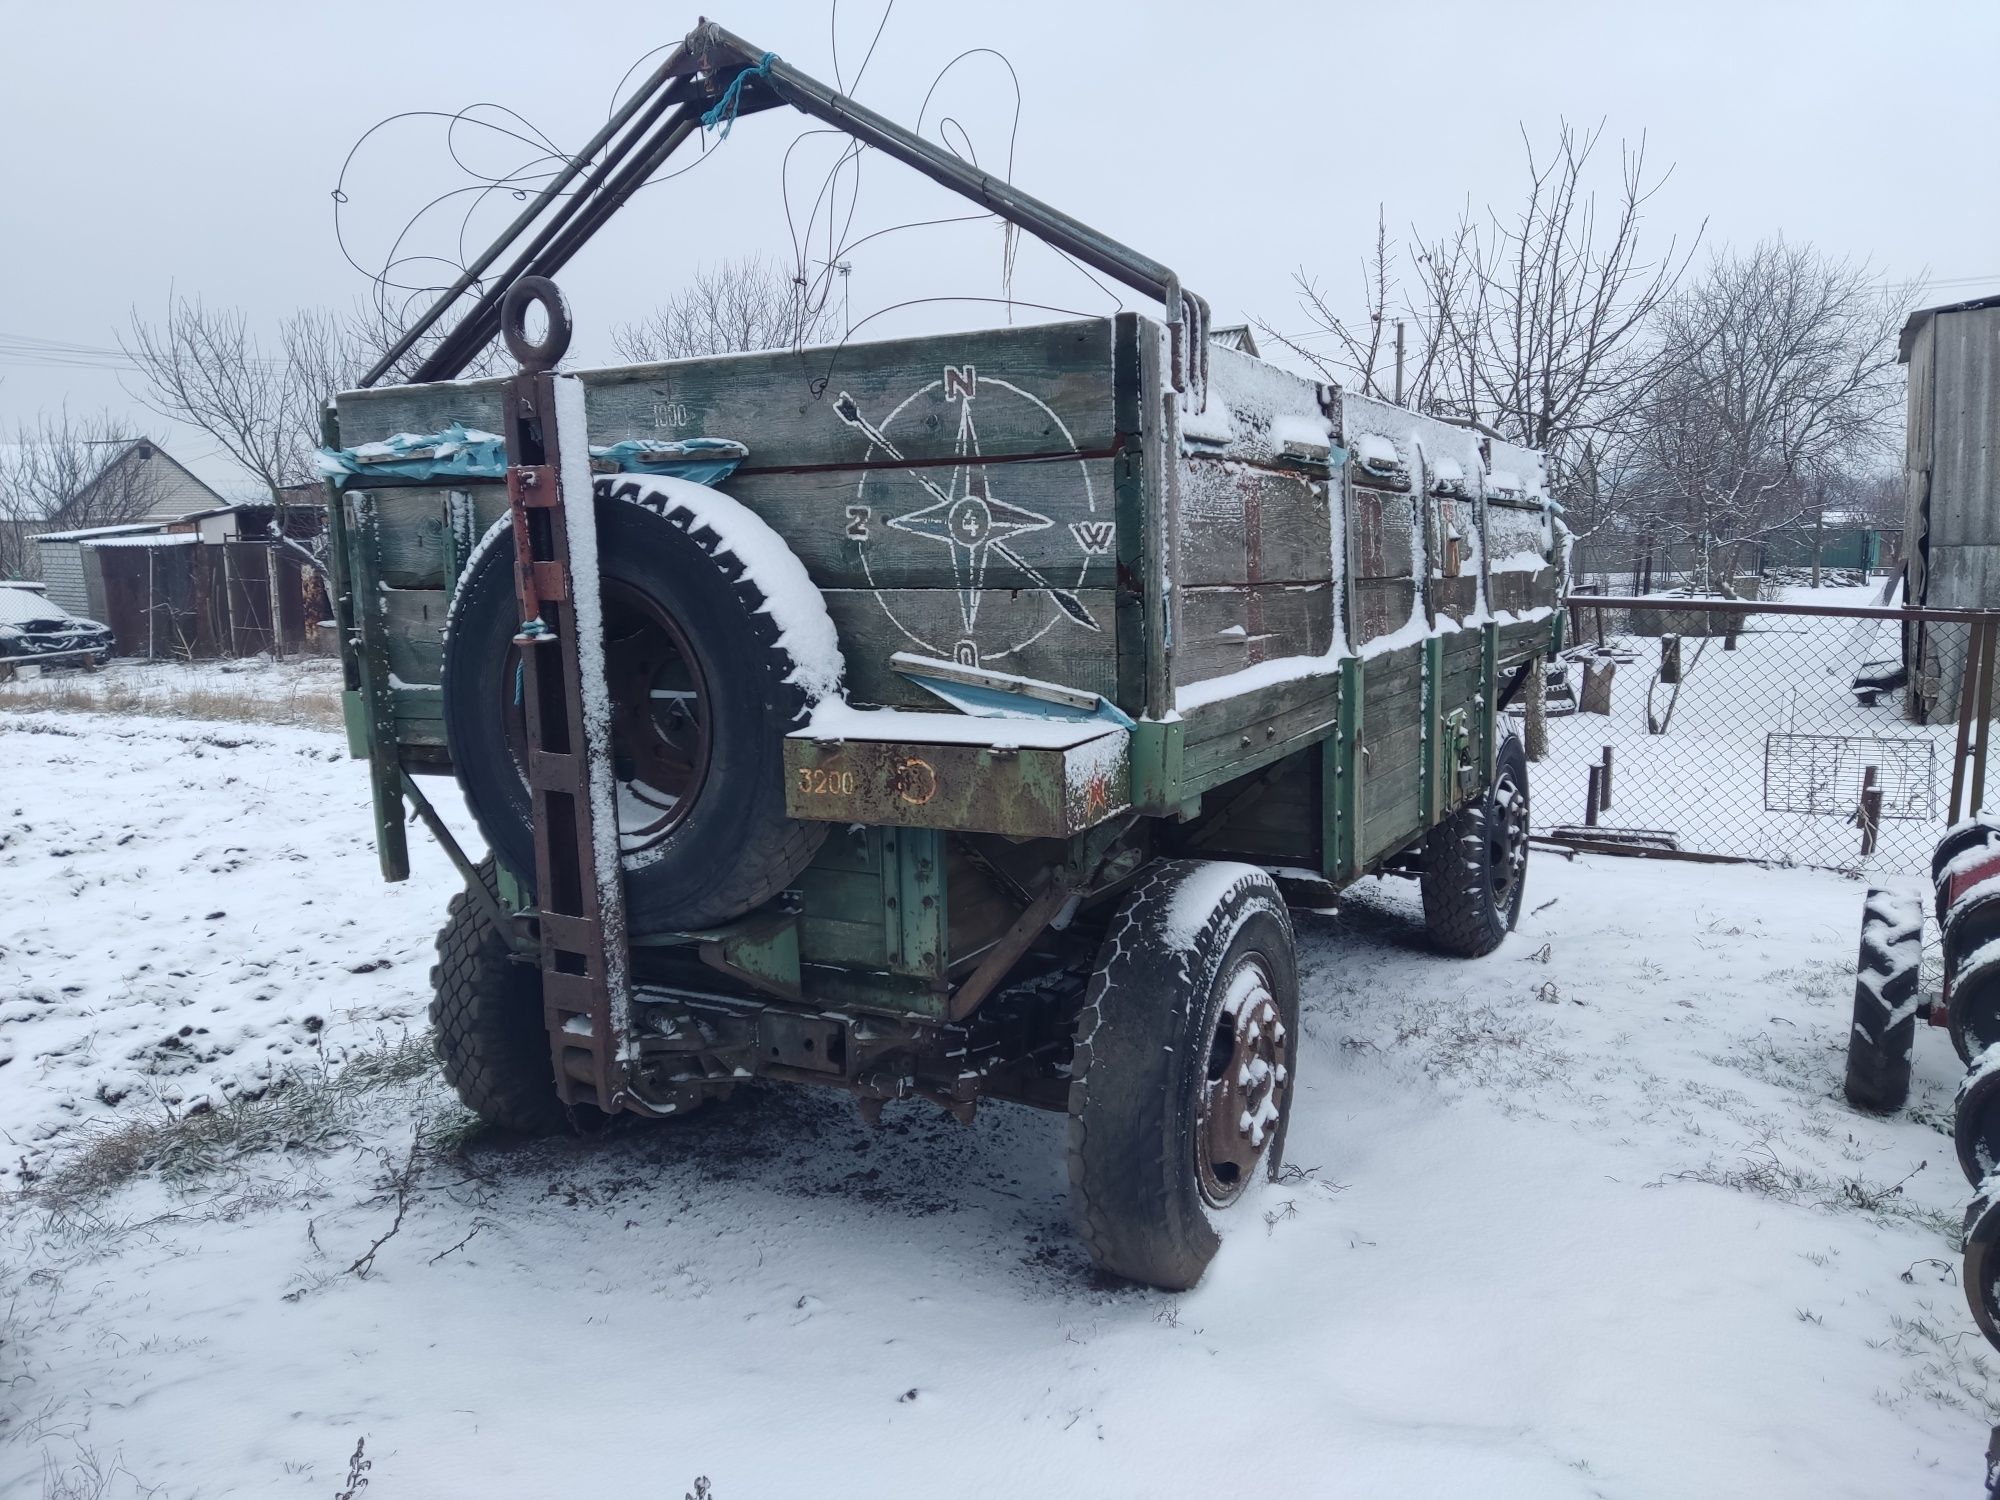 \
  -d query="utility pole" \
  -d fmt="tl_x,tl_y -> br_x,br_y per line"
1393,320 -> 1406,406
